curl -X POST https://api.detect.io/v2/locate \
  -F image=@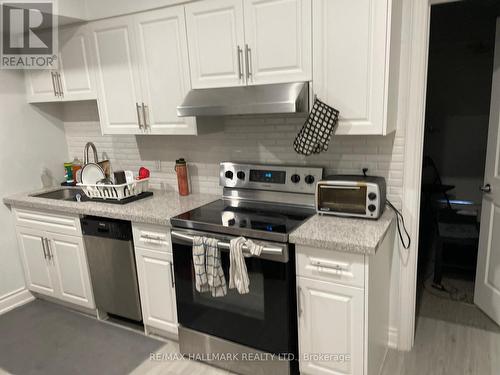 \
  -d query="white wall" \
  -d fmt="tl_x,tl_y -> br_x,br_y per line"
0,70 -> 68,309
